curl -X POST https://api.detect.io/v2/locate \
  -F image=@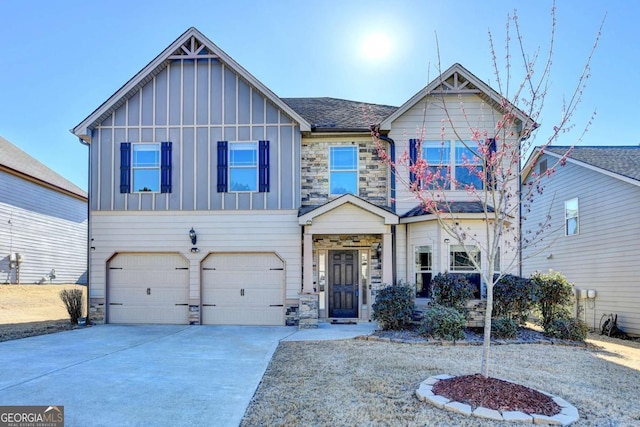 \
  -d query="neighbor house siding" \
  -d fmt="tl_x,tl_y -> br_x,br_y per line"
90,58 -> 301,212
89,210 -> 301,304
0,171 -> 87,284
522,155 -> 640,336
